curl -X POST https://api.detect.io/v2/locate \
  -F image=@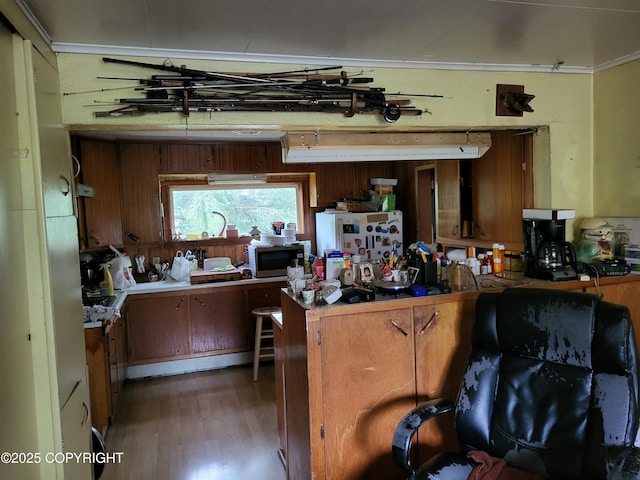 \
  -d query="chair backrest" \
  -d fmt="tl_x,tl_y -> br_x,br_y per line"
455,288 -> 639,479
